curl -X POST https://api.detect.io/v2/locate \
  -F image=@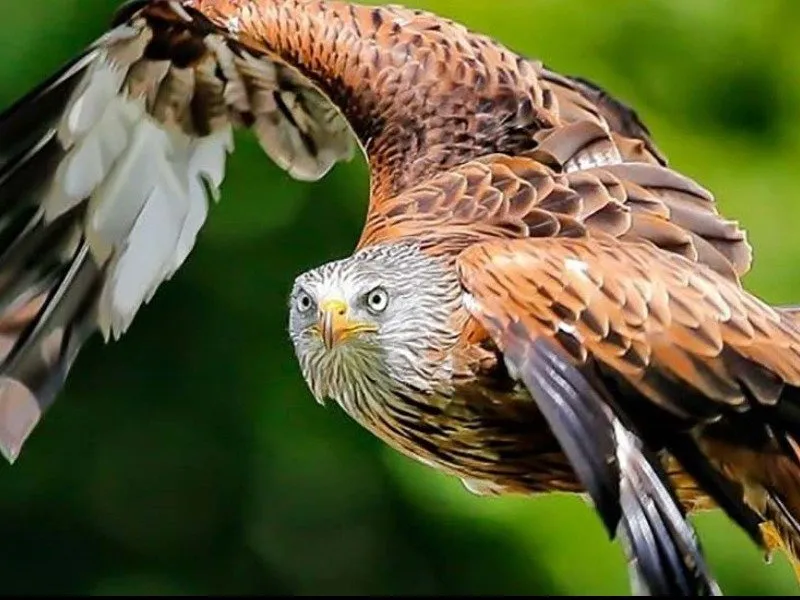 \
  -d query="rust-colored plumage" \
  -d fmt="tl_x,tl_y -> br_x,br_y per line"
0,0 -> 797,594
